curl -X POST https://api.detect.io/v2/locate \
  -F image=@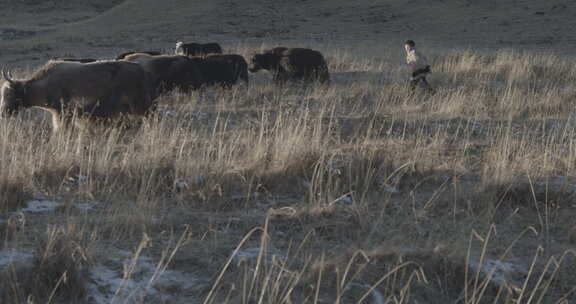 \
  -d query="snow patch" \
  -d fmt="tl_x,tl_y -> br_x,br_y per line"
174,179 -> 191,190
232,247 -> 285,264
20,200 -> 63,213
383,185 -> 400,193
8,198 -> 100,214
344,282 -> 387,304
174,177 -> 205,190
469,258 -> 525,287
75,201 -> 100,211
232,247 -> 263,261
0,249 -> 34,266
87,253 -> 201,304
535,176 -> 576,191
